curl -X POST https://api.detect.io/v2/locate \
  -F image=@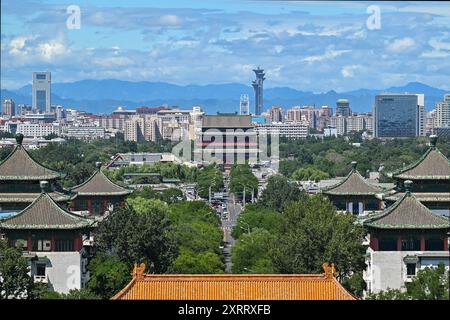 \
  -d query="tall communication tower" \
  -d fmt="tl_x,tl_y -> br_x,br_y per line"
251,67 -> 265,115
